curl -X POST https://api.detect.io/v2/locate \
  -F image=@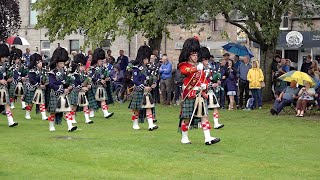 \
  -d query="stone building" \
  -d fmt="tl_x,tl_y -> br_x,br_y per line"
17,0 -> 85,57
